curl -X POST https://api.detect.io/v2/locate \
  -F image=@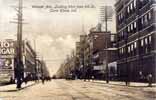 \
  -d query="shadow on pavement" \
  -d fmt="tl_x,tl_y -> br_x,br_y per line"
0,82 -> 37,92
